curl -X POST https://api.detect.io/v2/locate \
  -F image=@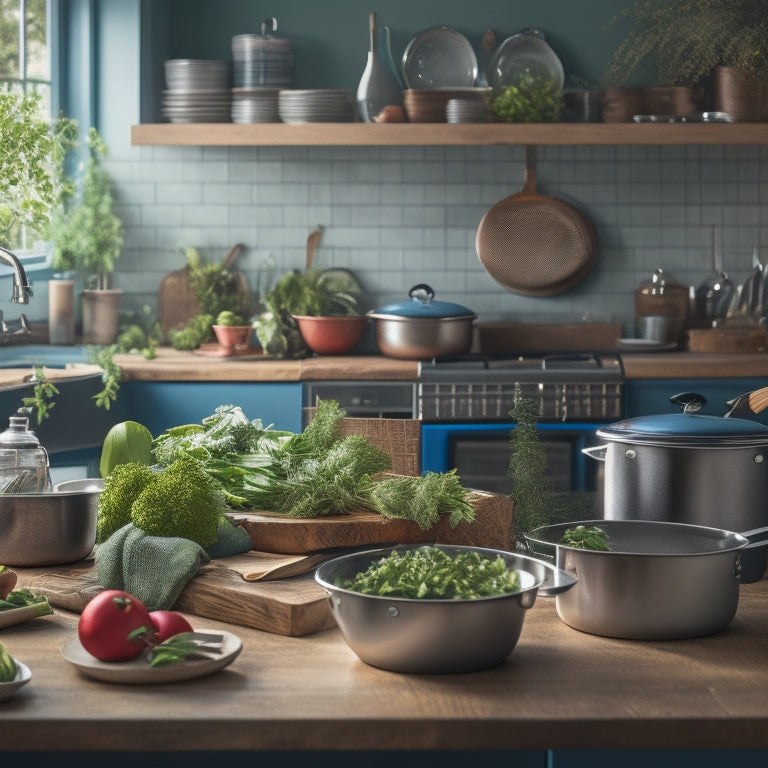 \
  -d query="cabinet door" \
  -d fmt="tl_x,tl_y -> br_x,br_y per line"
123,381 -> 302,436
